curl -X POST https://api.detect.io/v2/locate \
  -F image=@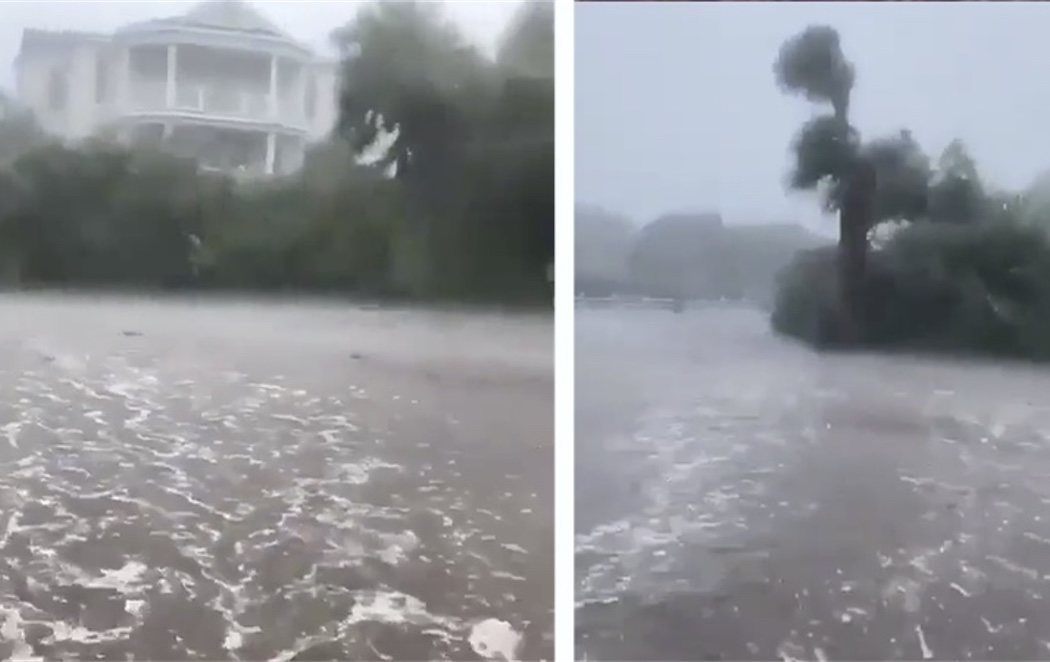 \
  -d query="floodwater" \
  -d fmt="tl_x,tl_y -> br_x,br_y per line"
0,293 -> 552,661
577,304 -> 1050,660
